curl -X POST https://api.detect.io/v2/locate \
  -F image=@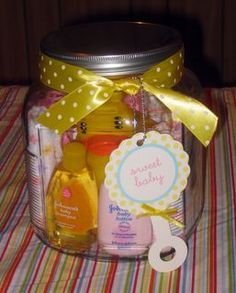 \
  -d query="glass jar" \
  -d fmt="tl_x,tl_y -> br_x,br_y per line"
23,22 -> 205,260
